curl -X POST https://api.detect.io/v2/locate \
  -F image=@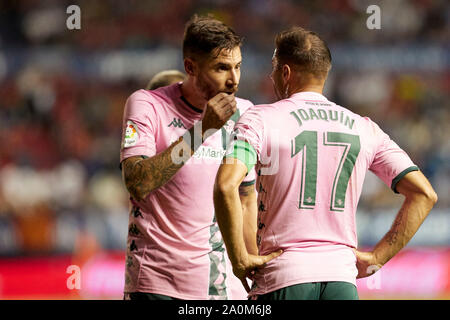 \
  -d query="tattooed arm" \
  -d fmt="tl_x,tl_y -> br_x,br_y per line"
122,136 -> 192,201
355,170 -> 437,278
122,92 -> 238,201
239,183 -> 258,256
